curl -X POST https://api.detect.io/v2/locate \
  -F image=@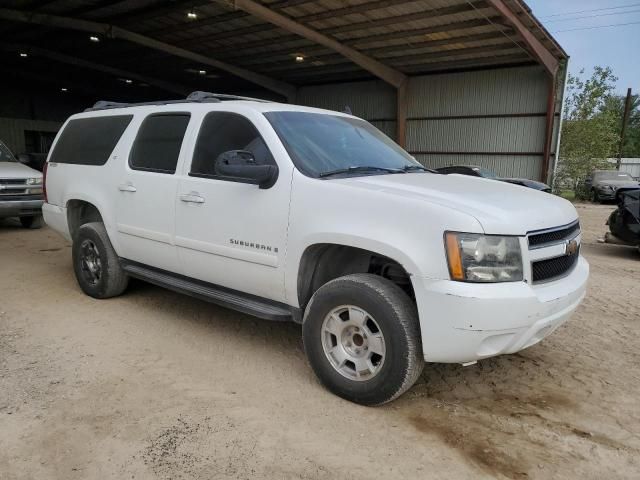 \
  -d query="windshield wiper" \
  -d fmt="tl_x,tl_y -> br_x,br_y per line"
402,164 -> 429,172
319,166 -> 405,178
